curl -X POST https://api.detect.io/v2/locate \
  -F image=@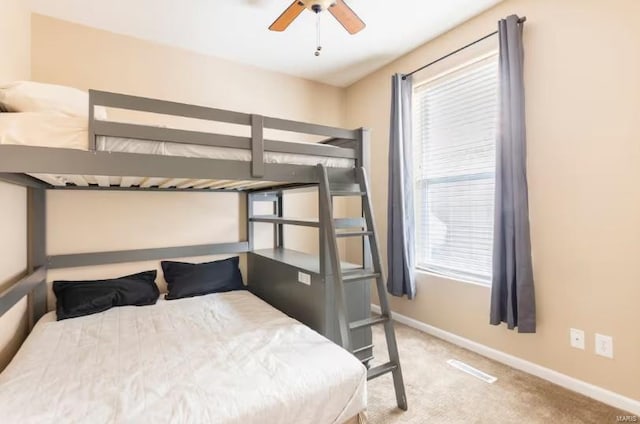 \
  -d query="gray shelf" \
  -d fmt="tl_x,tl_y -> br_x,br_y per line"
249,216 -> 319,227
250,216 -> 365,230
251,247 -> 361,275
